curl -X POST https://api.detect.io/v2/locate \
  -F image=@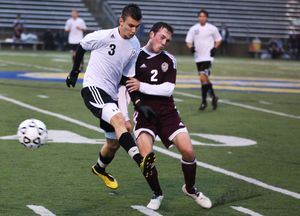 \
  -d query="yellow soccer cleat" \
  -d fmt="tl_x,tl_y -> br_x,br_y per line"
91,165 -> 118,190
140,152 -> 156,178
